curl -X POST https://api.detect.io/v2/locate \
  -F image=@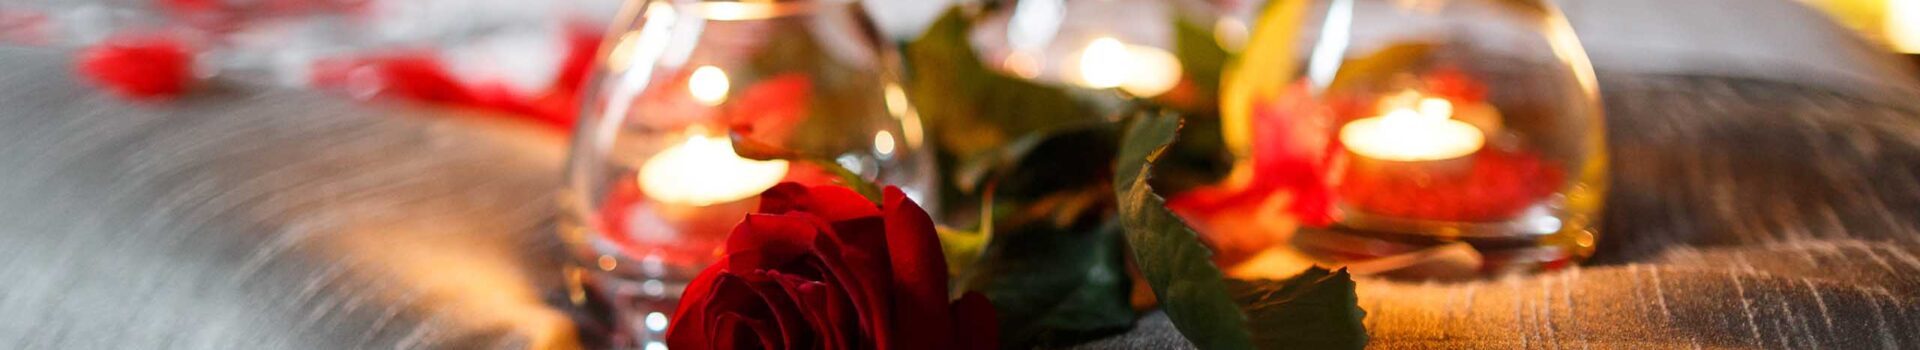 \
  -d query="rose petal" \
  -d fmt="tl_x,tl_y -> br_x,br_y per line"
802,184 -> 883,222
667,262 -> 729,350
700,276 -> 782,349
771,272 -> 852,349
783,255 -> 865,348
725,213 -> 821,271
741,271 -> 812,349
307,53 -> 479,104
880,186 -> 956,348
757,183 -> 883,221
715,312 -> 780,349
757,182 -> 811,214
950,292 -> 1000,350
811,216 -> 897,348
